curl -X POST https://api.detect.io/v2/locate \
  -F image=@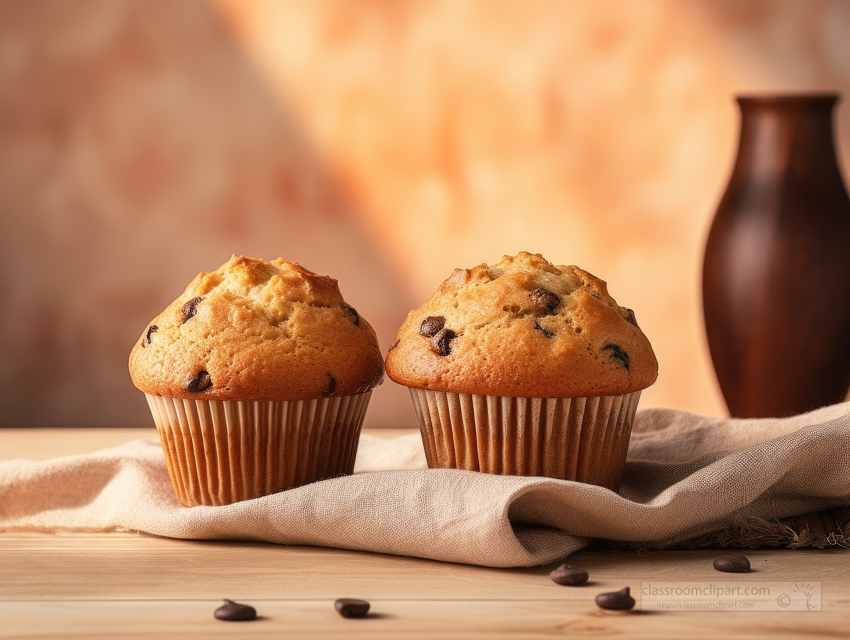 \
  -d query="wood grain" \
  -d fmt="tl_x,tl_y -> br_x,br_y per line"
0,427 -> 415,462
3,598 -> 848,640
2,428 -> 848,638
5,532 -> 845,602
